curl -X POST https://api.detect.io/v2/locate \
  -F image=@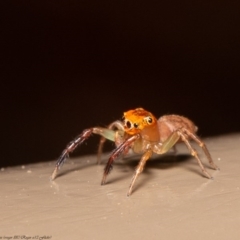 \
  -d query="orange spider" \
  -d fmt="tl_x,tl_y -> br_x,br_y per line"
51,108 -> 219,196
